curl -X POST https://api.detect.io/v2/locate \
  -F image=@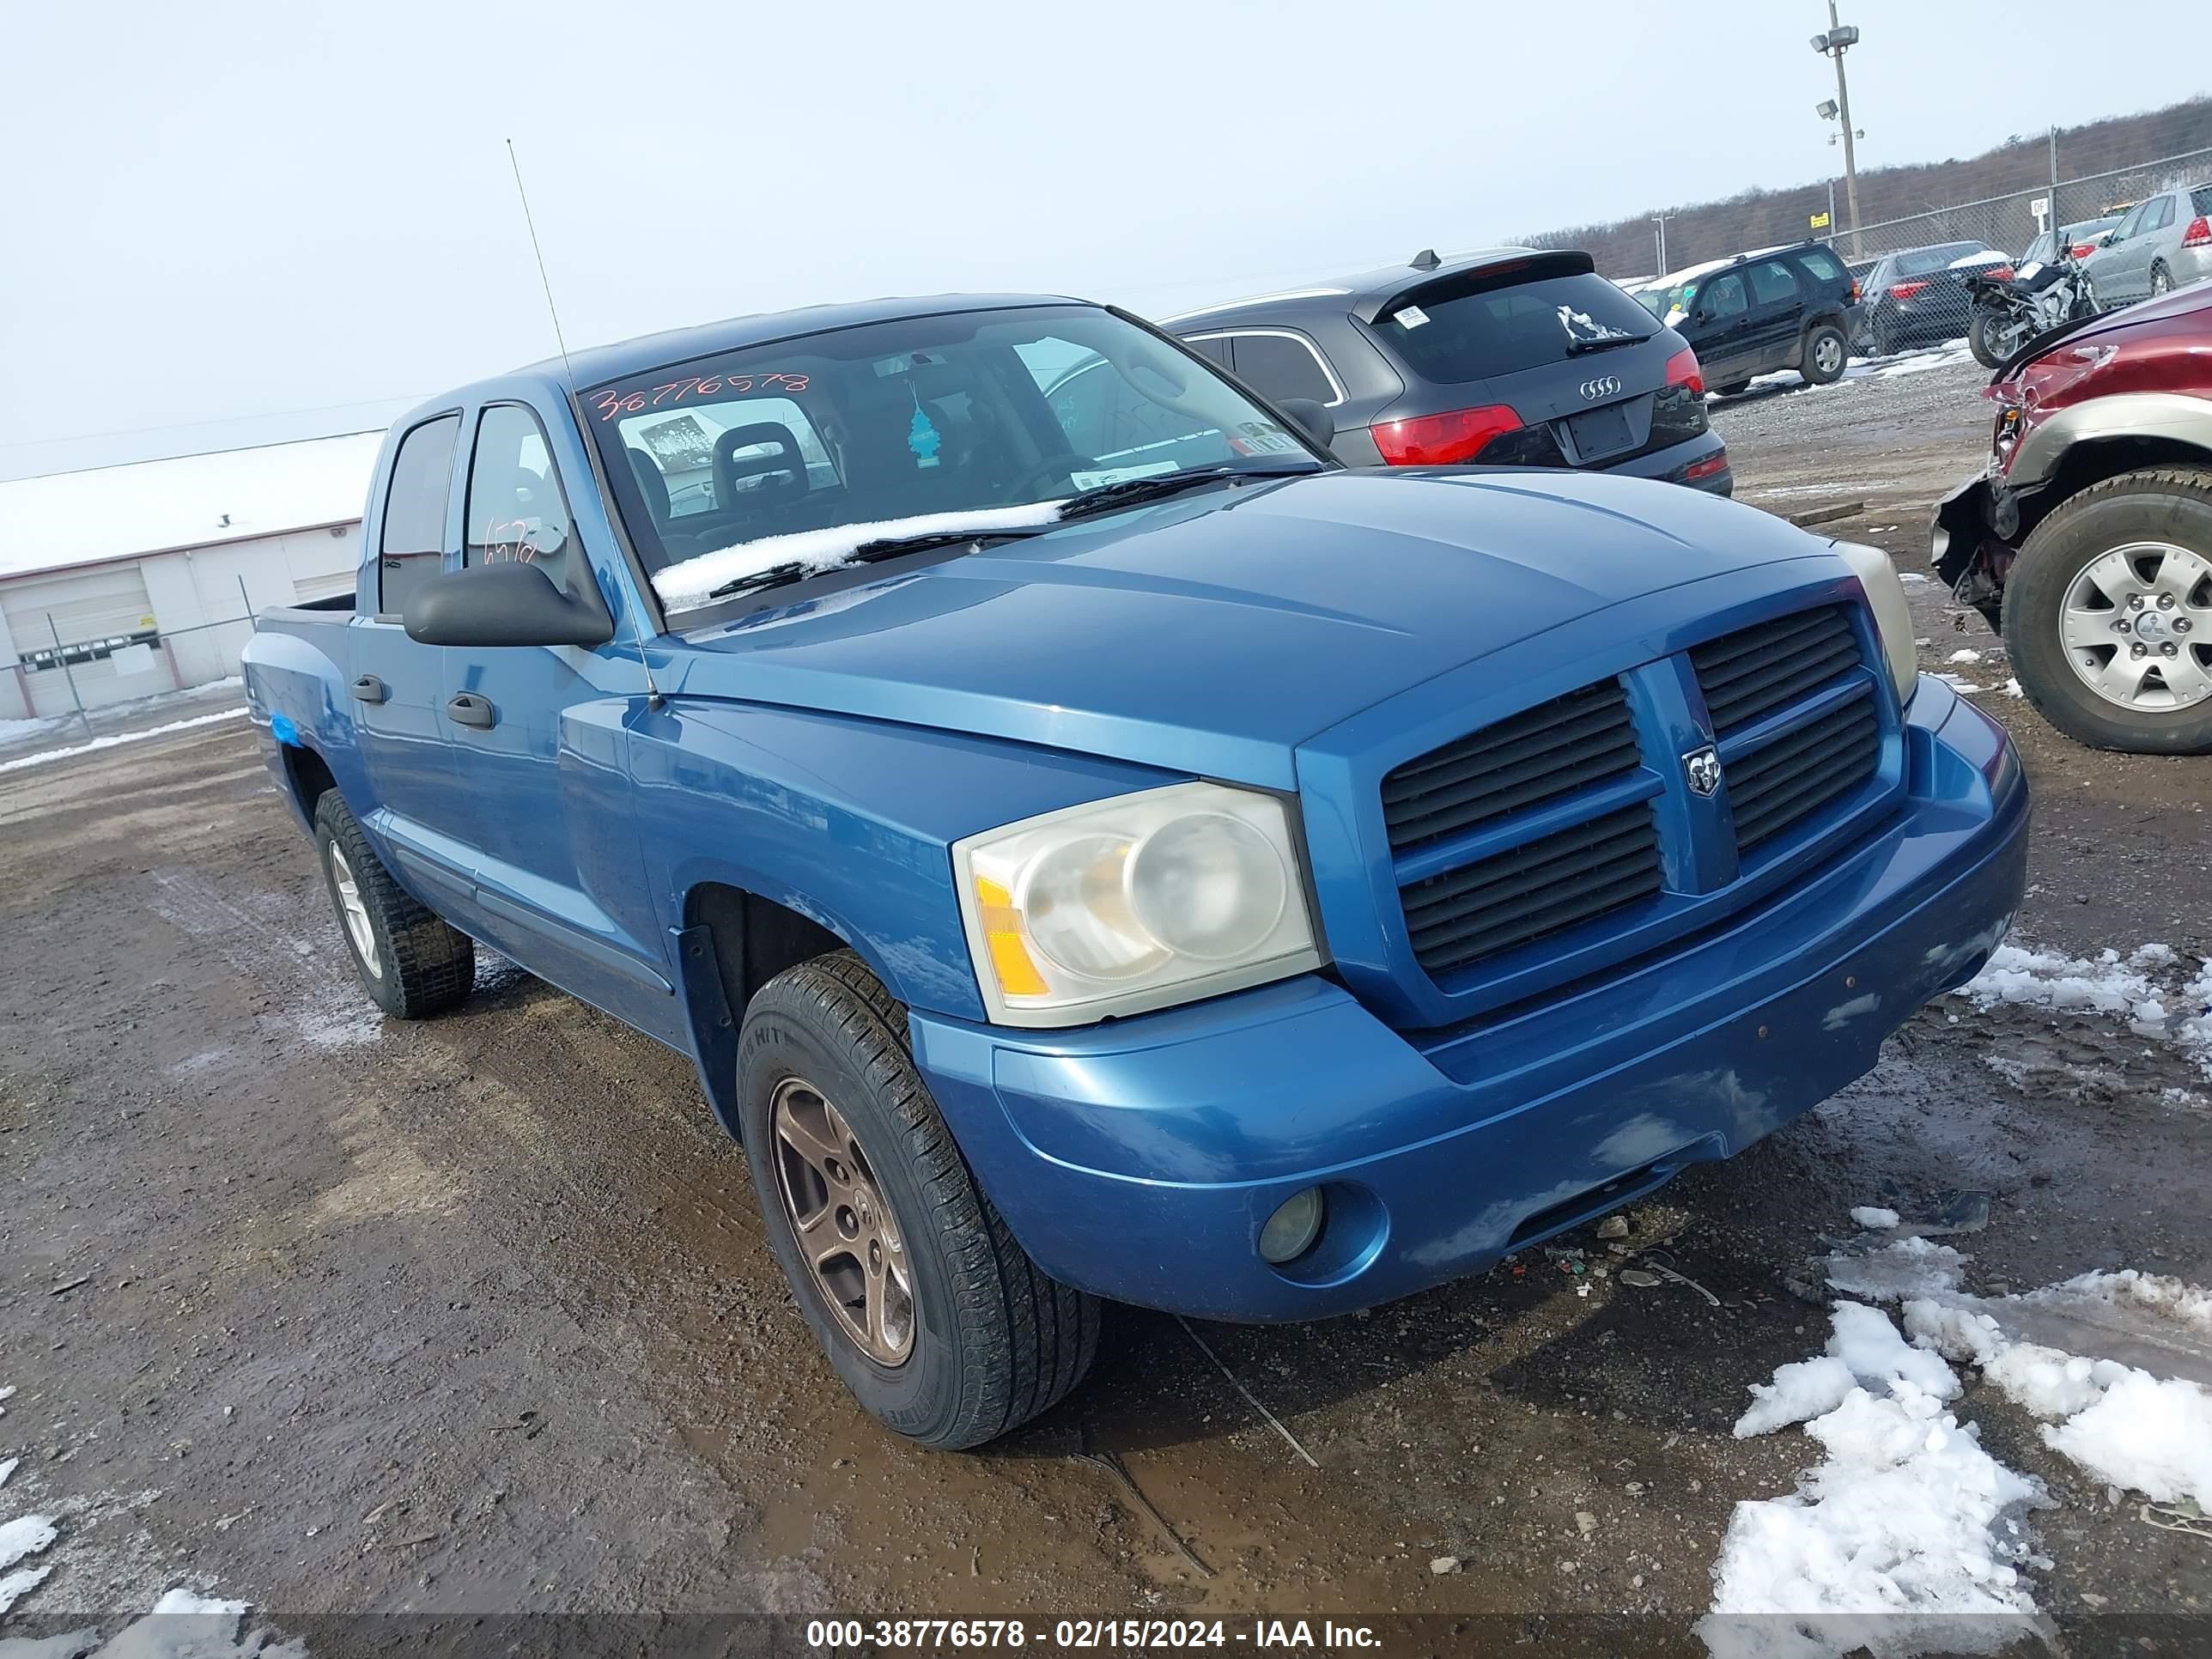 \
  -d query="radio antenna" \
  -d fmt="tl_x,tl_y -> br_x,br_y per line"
506,138 -> 665,711
507,138 -> 575,386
